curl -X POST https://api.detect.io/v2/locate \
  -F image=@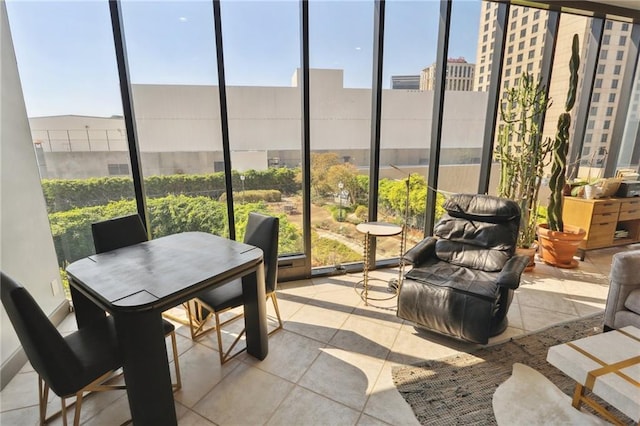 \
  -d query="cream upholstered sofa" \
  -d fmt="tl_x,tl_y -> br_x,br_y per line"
603,249 -> 640,331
